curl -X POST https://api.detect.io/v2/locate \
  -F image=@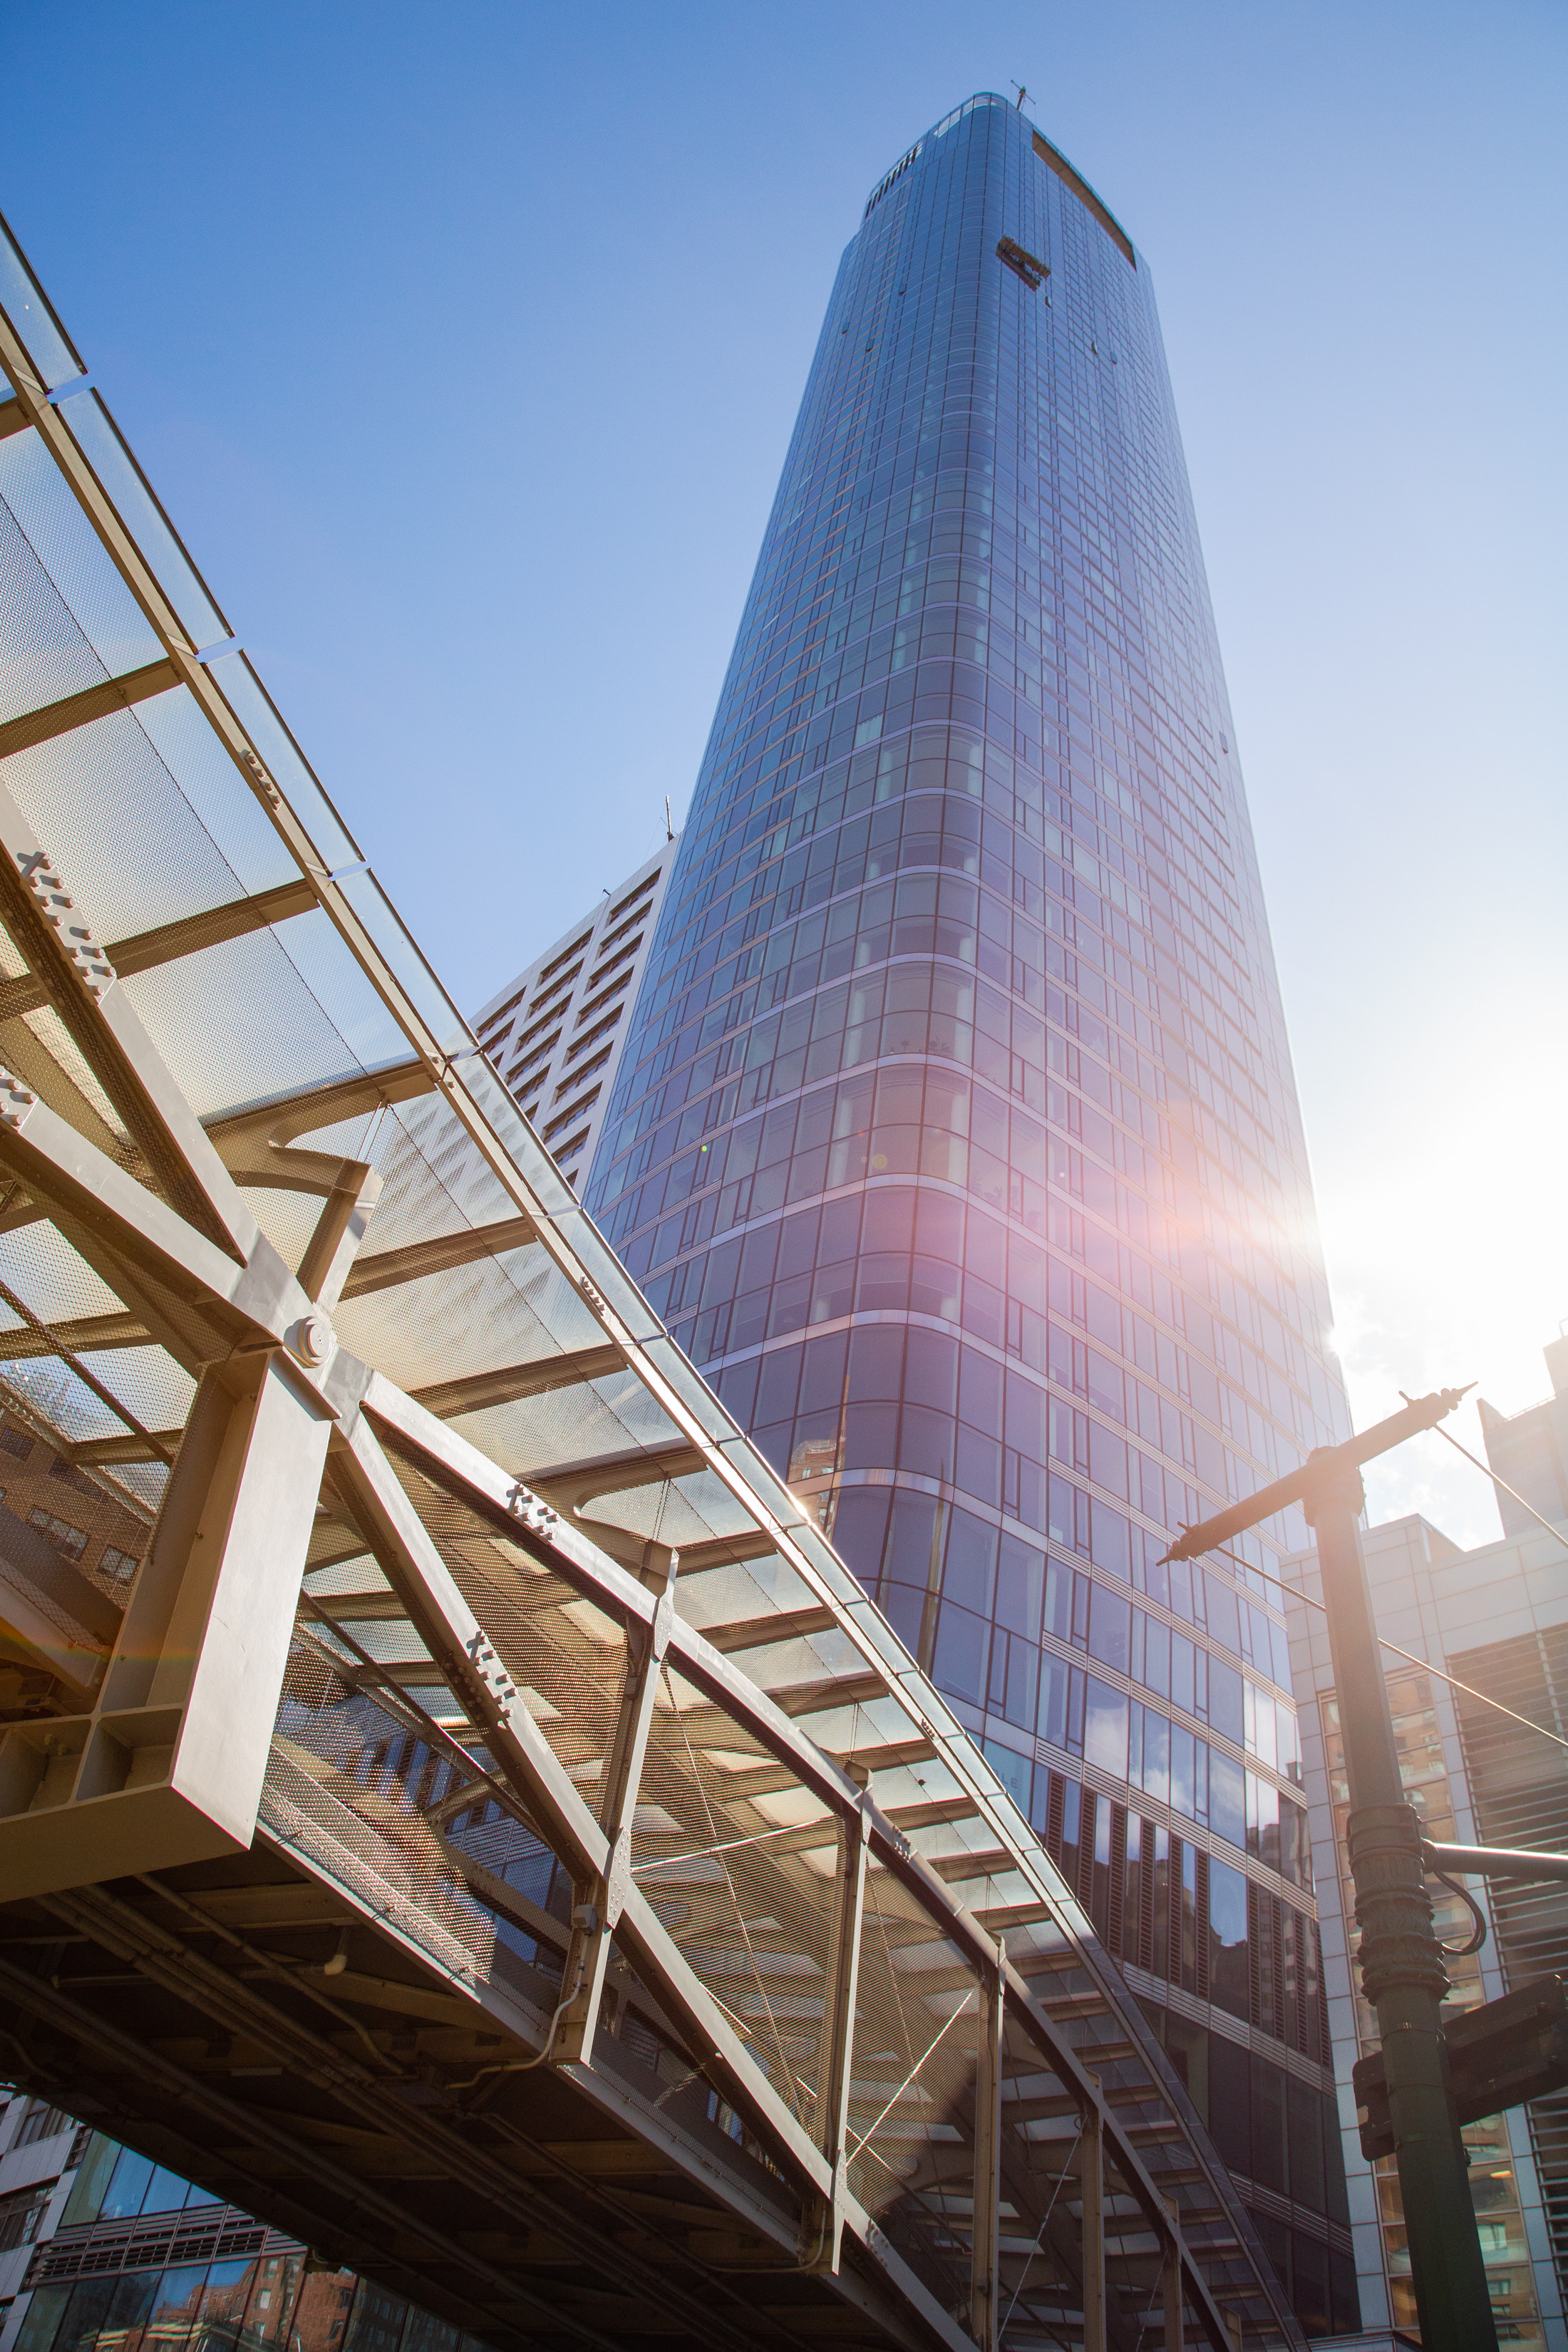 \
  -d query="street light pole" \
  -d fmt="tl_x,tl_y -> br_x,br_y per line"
1303,1453 -> 1498,2352
1163,1391 -> 1498,2352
